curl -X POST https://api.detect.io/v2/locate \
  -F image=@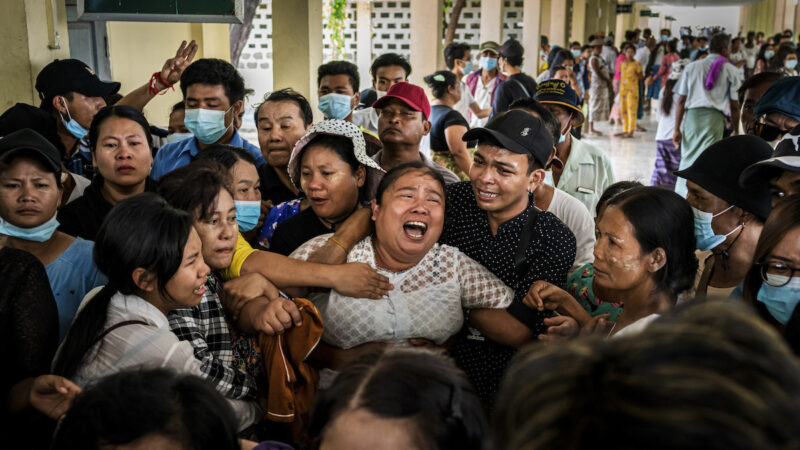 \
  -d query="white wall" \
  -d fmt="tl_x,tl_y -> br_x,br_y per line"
647,5 -> 741,37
